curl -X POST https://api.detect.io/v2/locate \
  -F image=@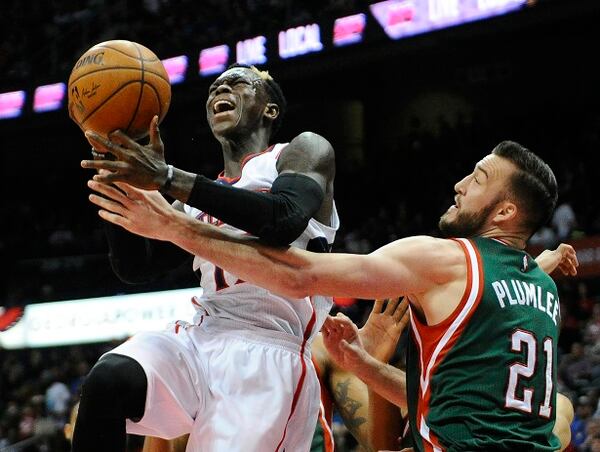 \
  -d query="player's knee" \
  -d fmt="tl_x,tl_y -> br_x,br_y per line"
80,353 -> 147,419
